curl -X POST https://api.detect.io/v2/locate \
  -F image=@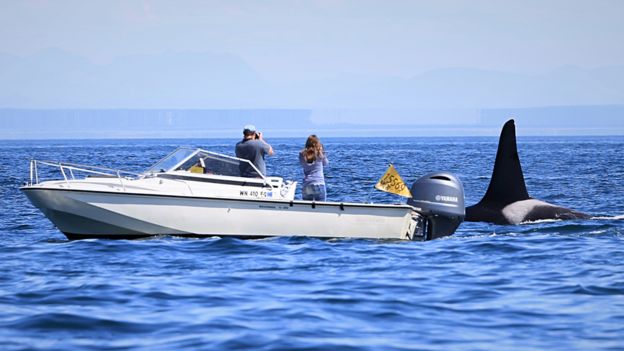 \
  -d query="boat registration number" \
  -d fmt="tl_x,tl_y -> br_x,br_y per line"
240,190 -> 272,198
